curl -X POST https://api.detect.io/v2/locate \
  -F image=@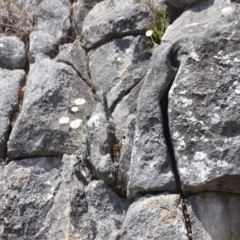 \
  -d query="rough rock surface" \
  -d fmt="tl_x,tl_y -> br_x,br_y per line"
34,154 -> 92,240
89,35 -> 150,110
187,192 -> 240,239
0,36 -> 26,69
0,154 -> 92,240
127,44 -> 180,200
8,58 -> 96,159
169,20 -> 240,195
1,0 -> 240,238
29,31 -> 58,62
81,0 -> 153,49
0,69 -> 25,159
85,180 -> 129,240
121,193 -> 188,240
0,157 -> 62,239
55,40 -> 90,81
